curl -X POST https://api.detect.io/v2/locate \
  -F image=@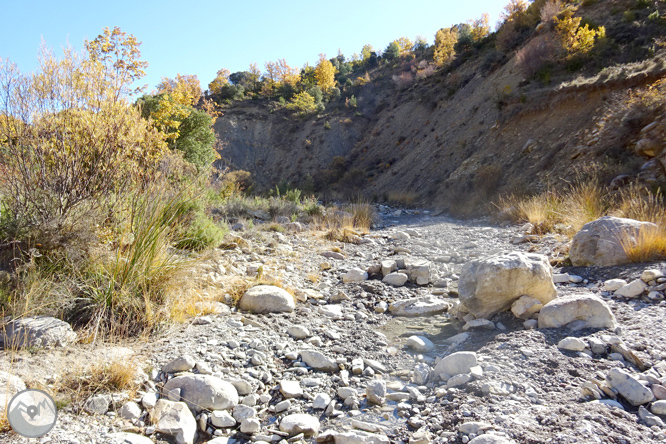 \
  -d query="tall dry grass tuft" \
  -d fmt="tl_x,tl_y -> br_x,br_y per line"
496,181 -> 666,262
